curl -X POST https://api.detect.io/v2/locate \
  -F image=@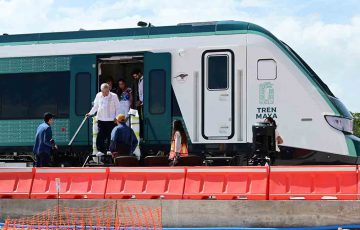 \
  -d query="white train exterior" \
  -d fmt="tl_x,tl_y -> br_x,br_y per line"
0,21 -> 358,165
